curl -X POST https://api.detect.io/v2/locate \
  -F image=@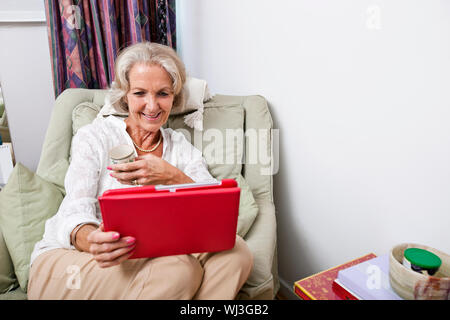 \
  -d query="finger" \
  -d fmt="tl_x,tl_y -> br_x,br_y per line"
88,229 -> 121,244
89,236 -> 136,254
94,243 -> 136,264
117,178 -> 133,185
97,249 -> 135,268
87,223 -> 106,243
109,160 -> 143,173
110,170 -> 141,182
